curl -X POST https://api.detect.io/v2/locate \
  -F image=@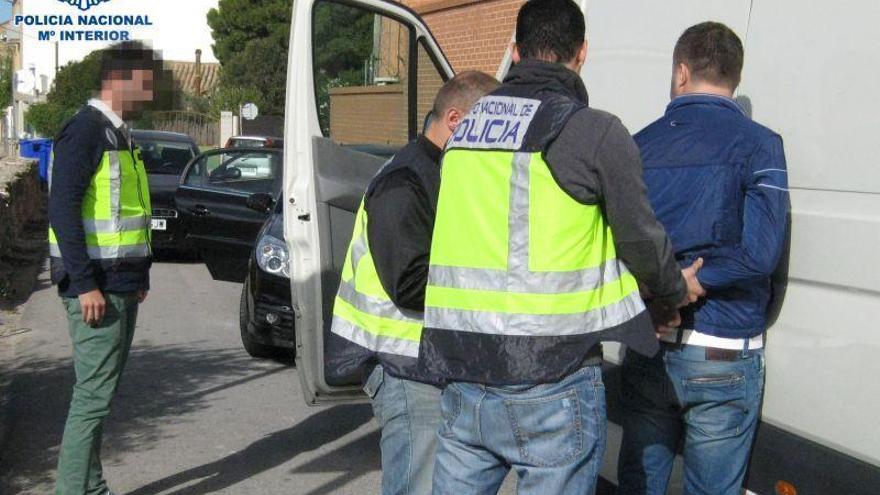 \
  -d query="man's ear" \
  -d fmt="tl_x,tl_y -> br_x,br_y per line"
446,107 -> 463,131
676,62 -> 690,89
576,40 -> 588,67
511,43 -> 521,64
